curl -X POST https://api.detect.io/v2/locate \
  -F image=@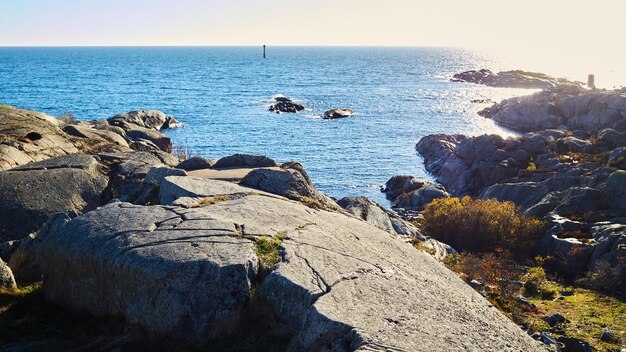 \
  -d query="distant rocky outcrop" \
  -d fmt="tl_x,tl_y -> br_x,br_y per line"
452,69 -> 581,89
479,86 -> 626,132
268,96 -> 304,113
